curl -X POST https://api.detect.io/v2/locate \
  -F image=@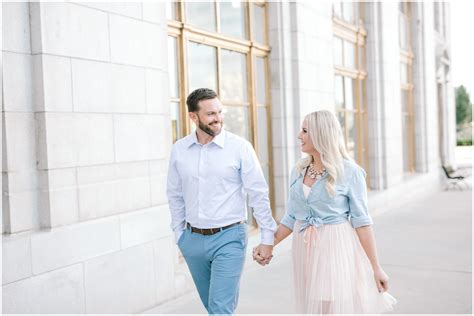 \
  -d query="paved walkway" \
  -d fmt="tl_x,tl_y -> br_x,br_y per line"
145,151 -> 472,314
